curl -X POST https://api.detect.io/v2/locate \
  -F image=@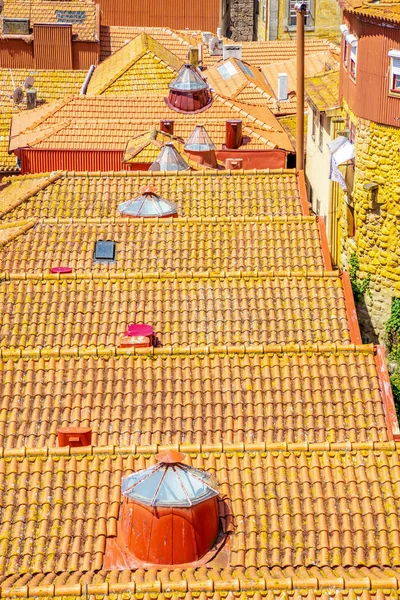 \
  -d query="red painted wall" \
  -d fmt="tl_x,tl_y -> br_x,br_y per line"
216,149 -> 287,169
340,11 -> 400,126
